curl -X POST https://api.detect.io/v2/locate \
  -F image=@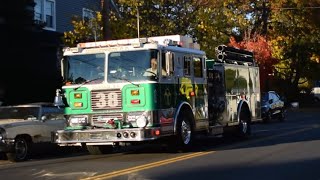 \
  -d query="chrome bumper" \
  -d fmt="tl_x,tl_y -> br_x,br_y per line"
0,139 -> 14,153
52,127 -> 161,145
